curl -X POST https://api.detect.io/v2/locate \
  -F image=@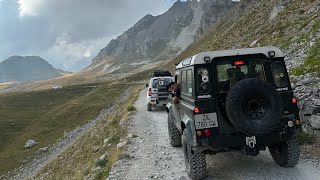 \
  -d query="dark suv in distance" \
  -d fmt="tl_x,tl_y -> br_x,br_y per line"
166,47 -> 301,180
